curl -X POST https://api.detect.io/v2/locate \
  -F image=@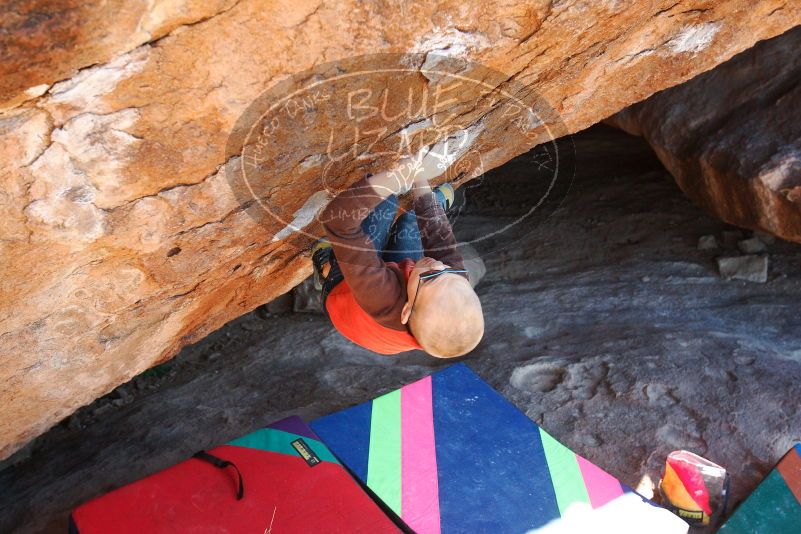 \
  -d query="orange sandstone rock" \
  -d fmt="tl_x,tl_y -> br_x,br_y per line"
610,26 -> 801,243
